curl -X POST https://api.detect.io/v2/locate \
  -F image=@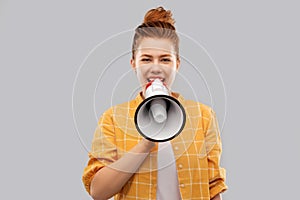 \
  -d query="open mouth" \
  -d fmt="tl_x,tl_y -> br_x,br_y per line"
147,78 -> 165,82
